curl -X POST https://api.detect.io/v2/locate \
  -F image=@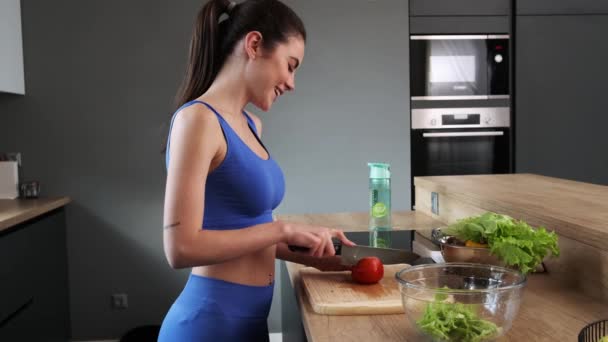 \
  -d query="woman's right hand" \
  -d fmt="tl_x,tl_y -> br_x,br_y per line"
281,221 -> 355,258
